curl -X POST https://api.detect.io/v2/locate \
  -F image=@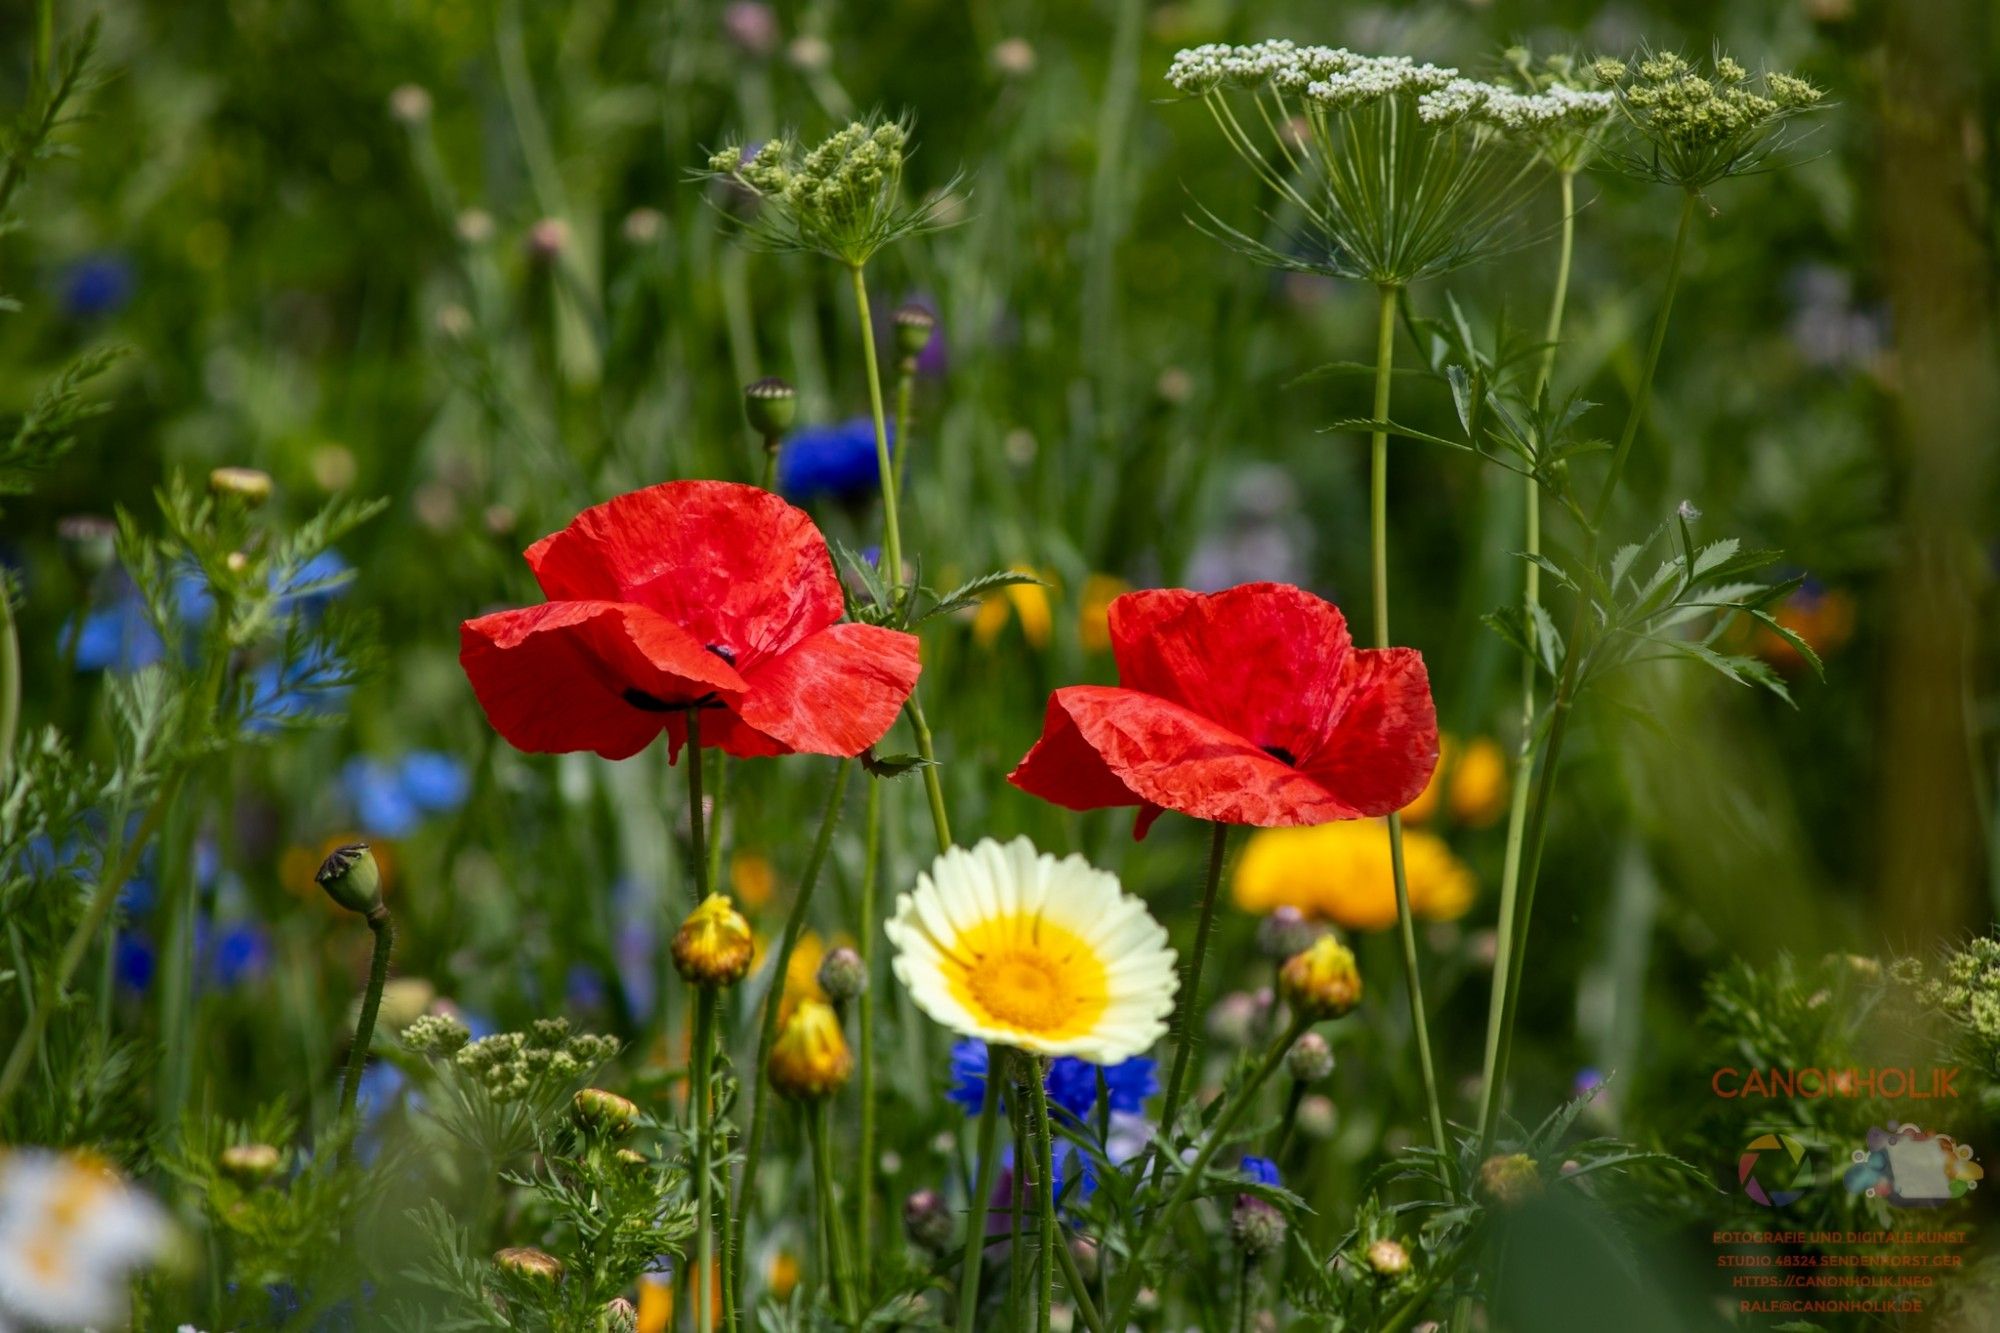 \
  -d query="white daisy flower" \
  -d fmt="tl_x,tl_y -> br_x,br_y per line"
885,837 -> 1177,1065
0,1149 -> 172,1331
